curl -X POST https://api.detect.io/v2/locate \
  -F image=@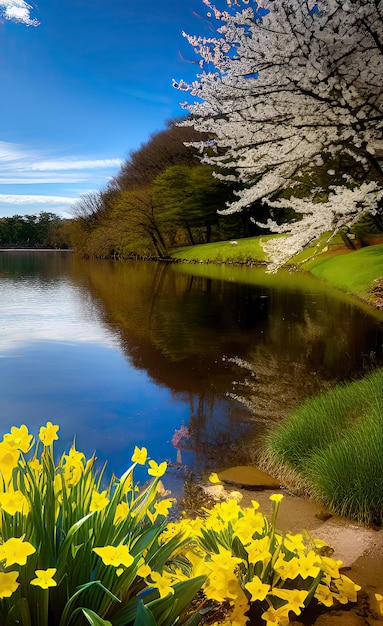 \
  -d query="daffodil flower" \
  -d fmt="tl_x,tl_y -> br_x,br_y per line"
0,571 -> 19,598
0,442 -> 20,481
3,424 -> 33,453
0,490 -> 29,516
154,498 -> 175,517
244,575 -> 270,601
131,446 -> 147,465
30,568 -> 57,589
208,472 -> 221,484
375,593 -> 383,615
90,490 -> 109,512
147,459 -> 167,477
39,422 -> 59,446
114,501 -> 130,524
93,544 -> 134,568
0,537 -> 36,566
272,588 -> 308,616
148,571 -> 175,599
